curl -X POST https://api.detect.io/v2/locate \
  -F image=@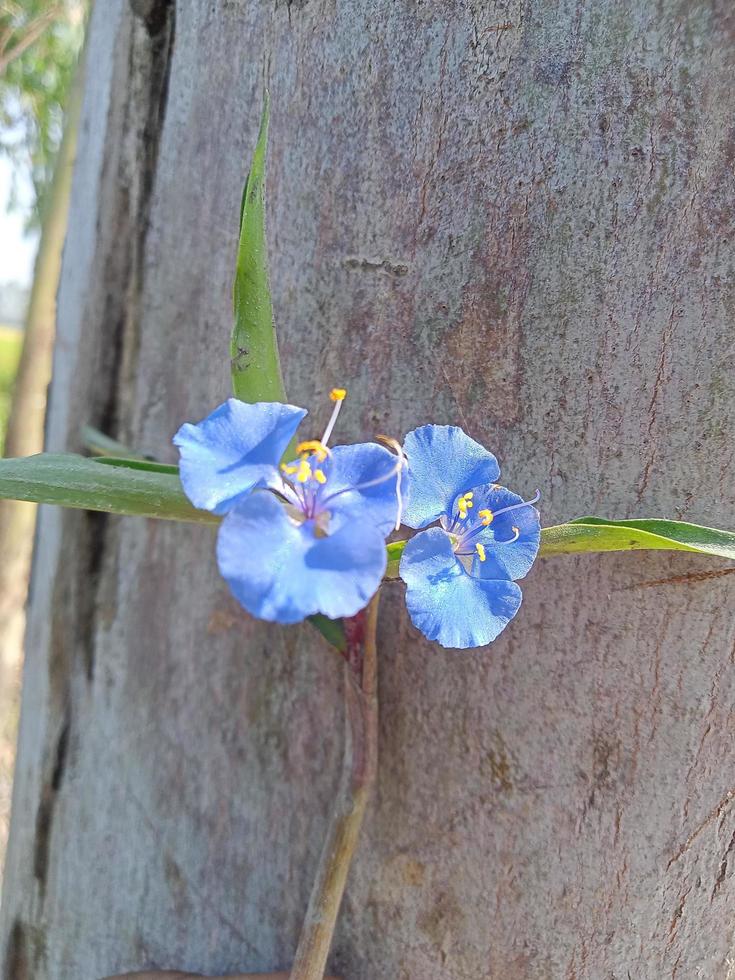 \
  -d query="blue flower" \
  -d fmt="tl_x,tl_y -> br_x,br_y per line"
174,390 -> 402,624
399,425 -> 540,649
